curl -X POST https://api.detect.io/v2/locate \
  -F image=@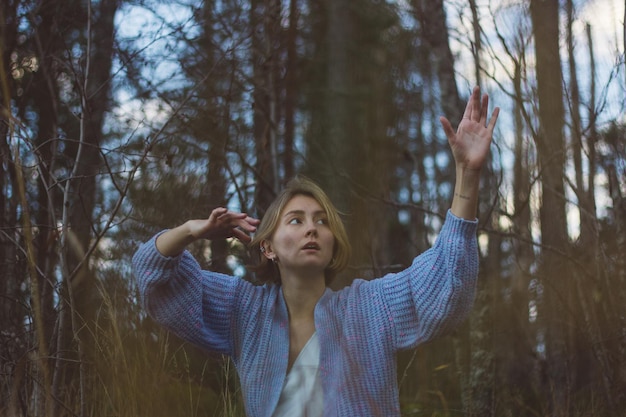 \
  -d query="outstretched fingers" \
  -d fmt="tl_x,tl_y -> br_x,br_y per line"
439,116 -> 456,144
232,227 -> 255,243
210,207 -> 228,220
461,87 -> 475,121
214,209 -> 260,242
471,86 -> 482,122
479,93 -> 489,126
233,215 -> 260,243
487,106 -> 500,133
